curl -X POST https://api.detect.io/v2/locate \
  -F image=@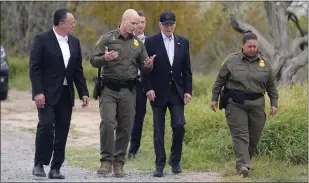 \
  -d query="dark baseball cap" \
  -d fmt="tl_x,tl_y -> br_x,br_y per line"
160,10 -> 176,25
